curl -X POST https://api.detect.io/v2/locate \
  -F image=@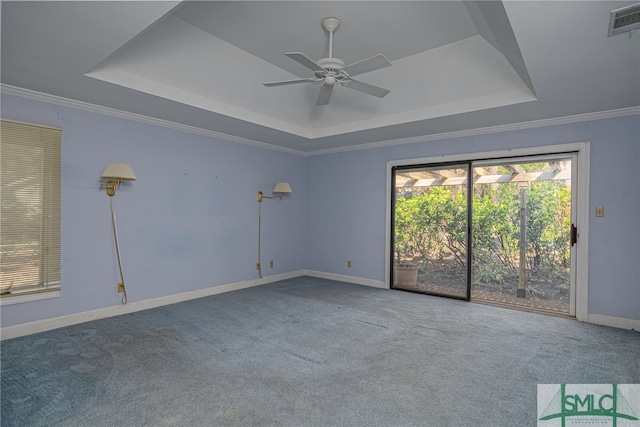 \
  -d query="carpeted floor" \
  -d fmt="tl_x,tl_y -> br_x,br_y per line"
1,277 -> 638,426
